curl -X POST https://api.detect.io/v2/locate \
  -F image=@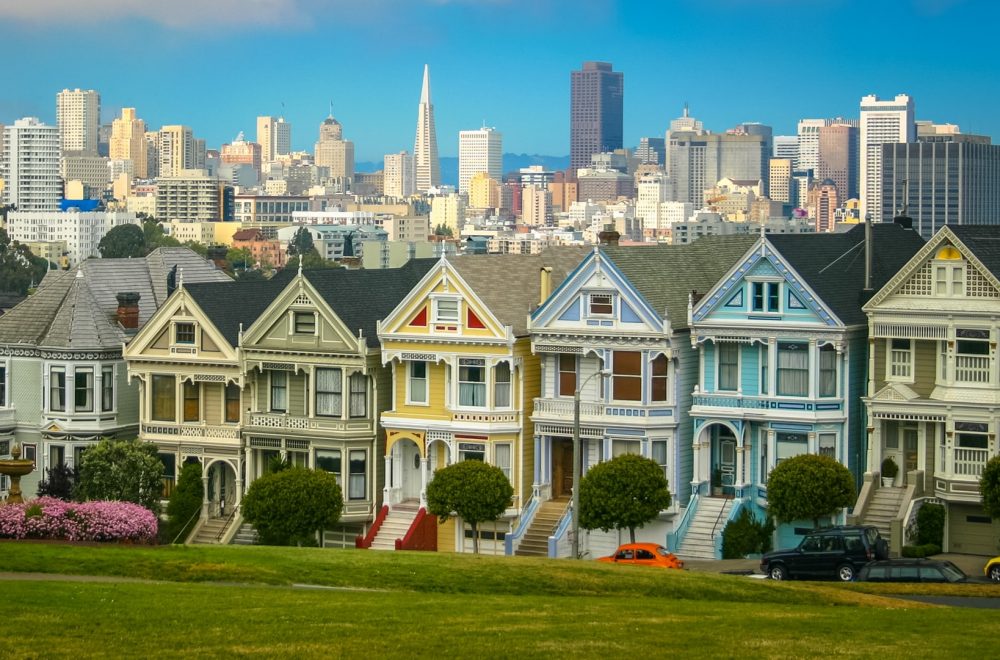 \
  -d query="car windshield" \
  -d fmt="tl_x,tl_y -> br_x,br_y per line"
656,547 -> 672,557
940,564 -> 966,582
